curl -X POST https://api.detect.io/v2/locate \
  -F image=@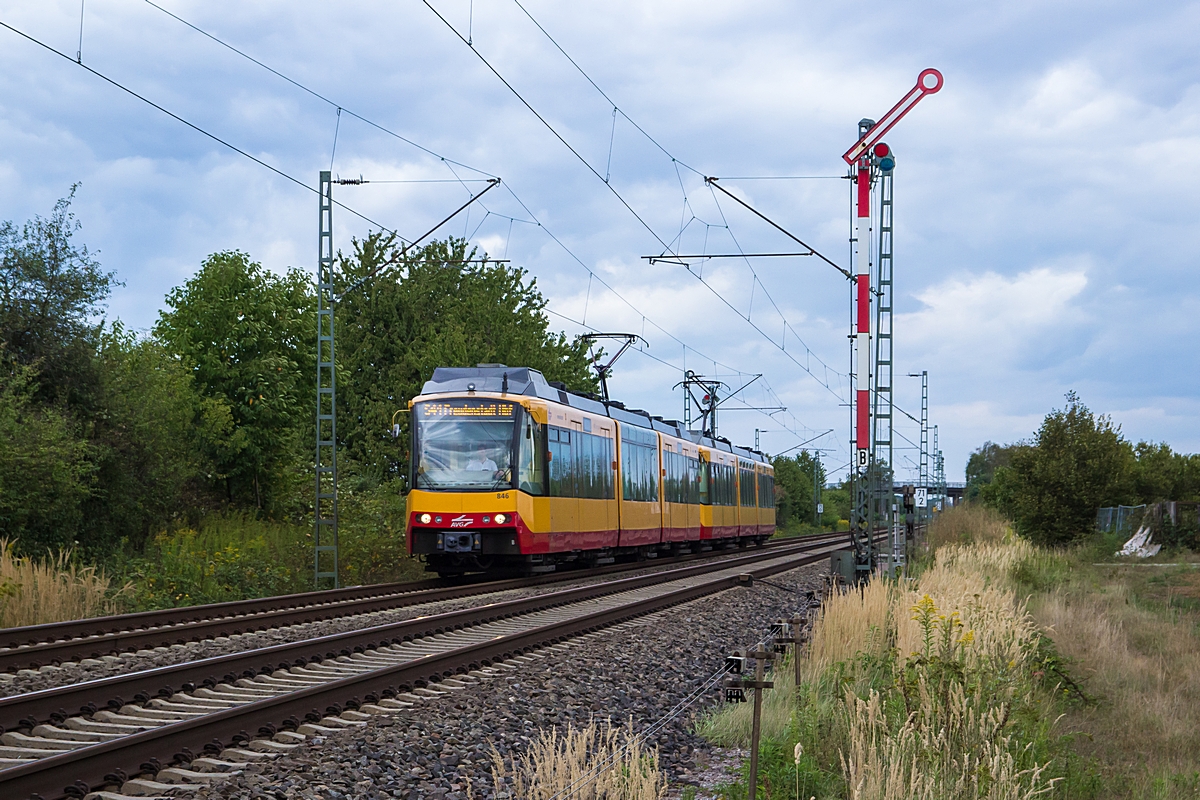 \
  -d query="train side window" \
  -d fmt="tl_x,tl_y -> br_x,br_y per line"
687,456 -> 700,504
548,425 -> 574,497
699,458 -> 710,505
620,431 -> 658,502
518,417 -> 546,496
